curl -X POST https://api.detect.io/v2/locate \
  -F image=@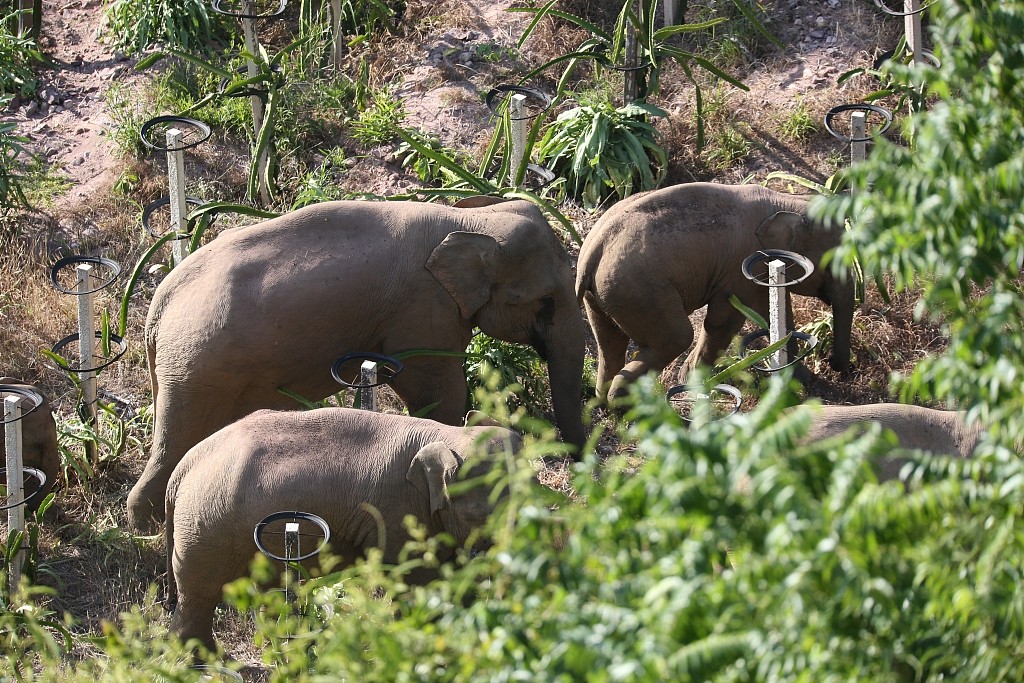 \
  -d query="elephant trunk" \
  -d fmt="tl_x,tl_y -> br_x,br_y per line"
827,271 -> 855,372
538,305 -> 588,458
